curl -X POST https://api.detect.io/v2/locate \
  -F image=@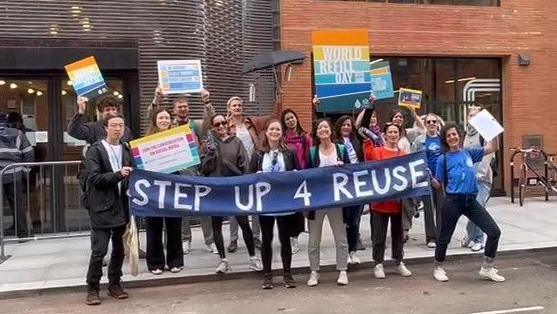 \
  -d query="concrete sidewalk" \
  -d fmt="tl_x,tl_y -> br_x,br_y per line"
0,197 -> 555,296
